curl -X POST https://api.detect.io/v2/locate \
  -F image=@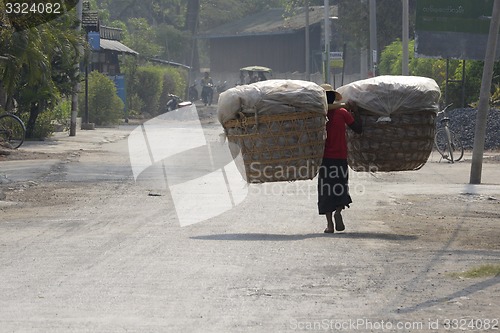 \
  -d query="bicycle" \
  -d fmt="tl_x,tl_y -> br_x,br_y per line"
434,103 -> 464,163
0,112 -> 26,149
